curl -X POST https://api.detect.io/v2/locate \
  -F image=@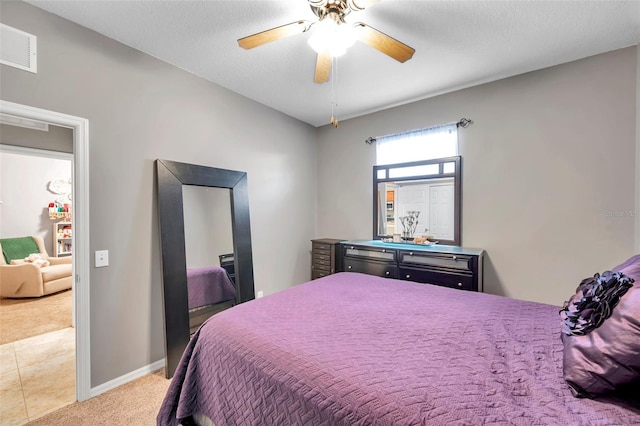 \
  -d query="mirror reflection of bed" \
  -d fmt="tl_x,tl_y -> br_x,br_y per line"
183,185 -> 236,334
156,159 -> 255,378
